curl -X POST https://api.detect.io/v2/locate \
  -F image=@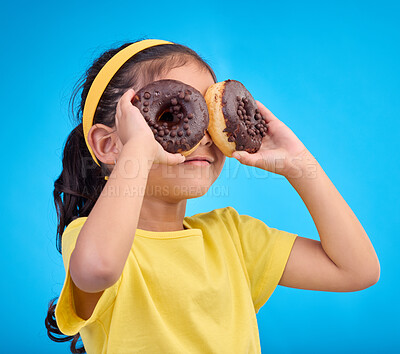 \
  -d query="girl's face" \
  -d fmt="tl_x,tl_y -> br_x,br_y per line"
144,61 -> 226,202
